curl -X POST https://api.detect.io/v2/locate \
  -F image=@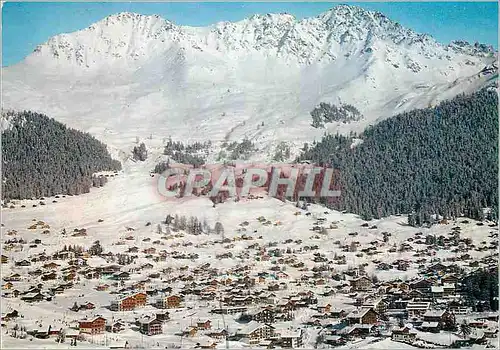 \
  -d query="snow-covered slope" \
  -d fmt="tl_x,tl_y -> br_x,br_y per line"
2,5 -> 497,159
